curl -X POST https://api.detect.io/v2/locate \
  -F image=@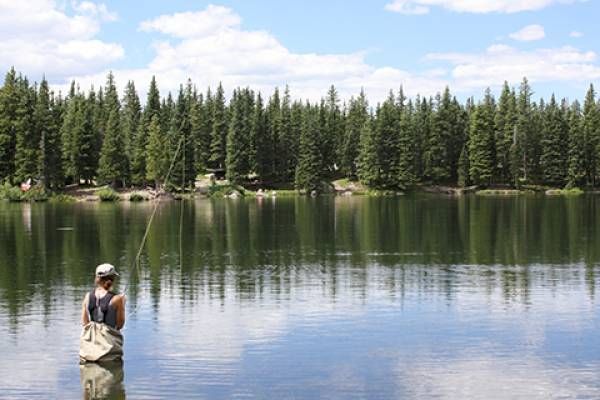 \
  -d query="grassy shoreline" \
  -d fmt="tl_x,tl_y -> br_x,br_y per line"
0,181 -> 592,203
